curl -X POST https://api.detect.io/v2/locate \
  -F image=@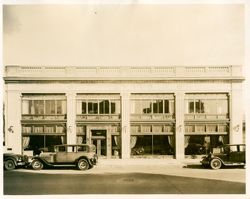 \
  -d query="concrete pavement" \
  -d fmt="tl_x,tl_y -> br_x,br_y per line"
15,158 -> 246,183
